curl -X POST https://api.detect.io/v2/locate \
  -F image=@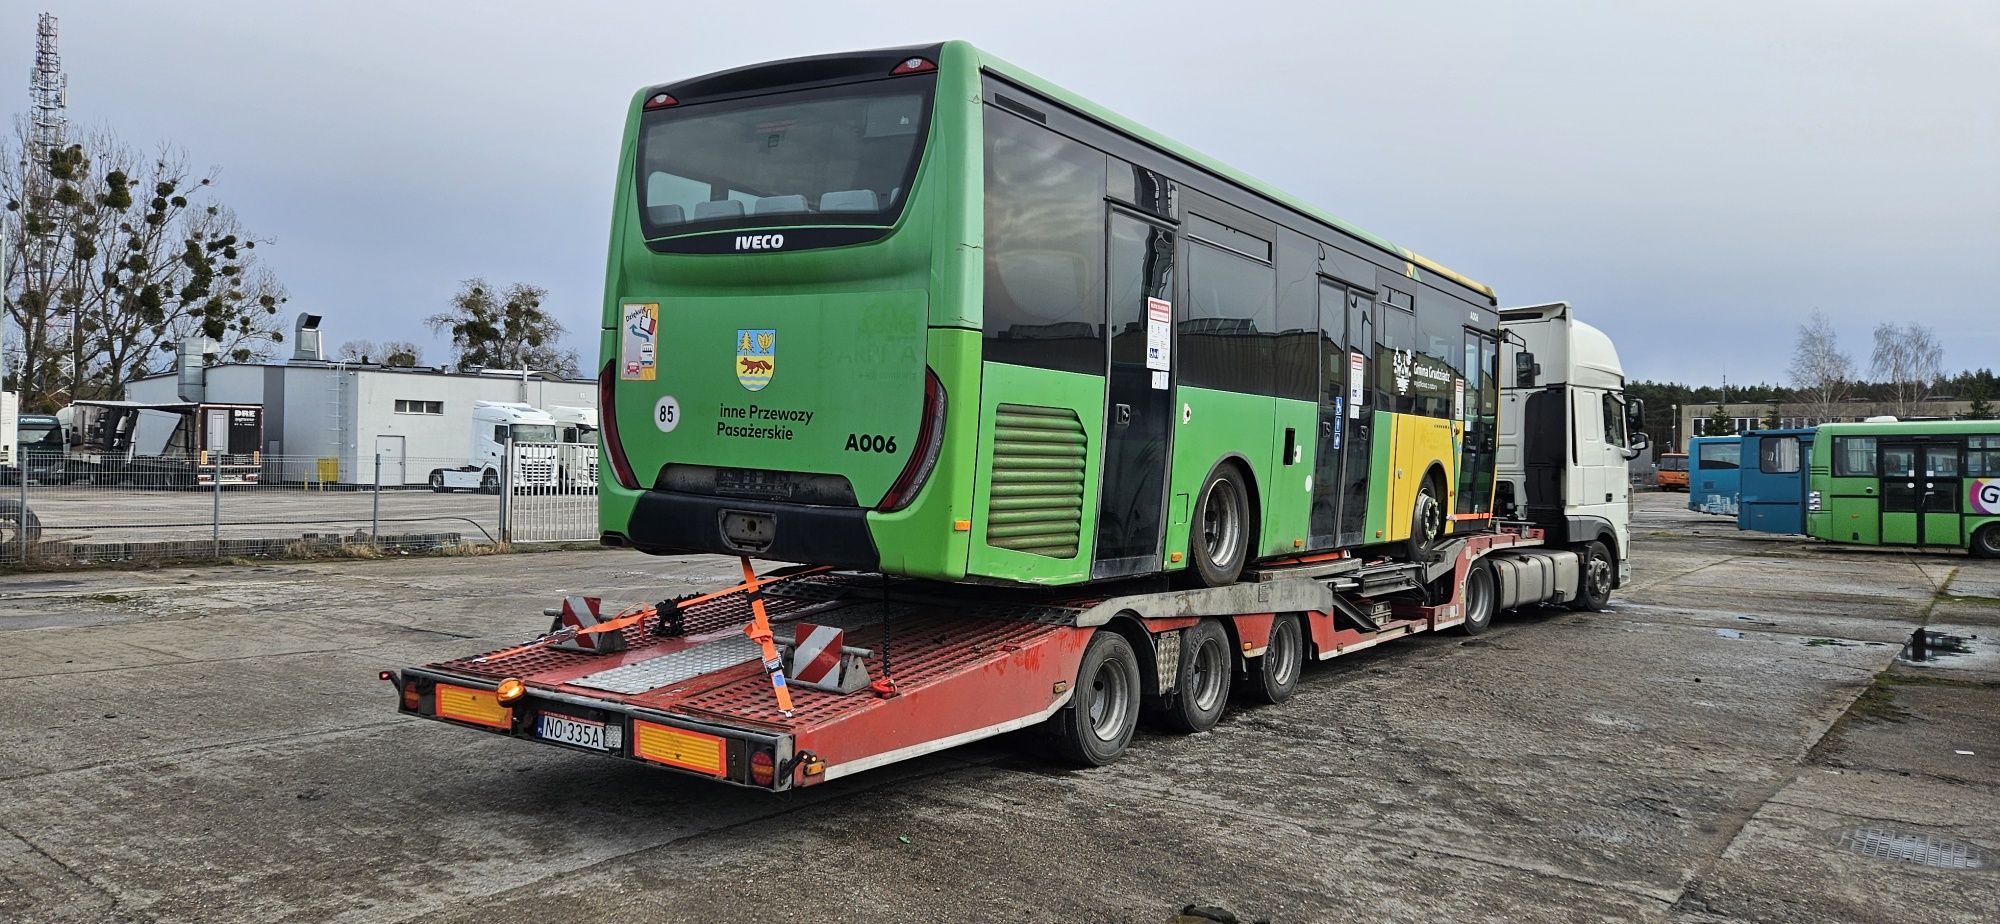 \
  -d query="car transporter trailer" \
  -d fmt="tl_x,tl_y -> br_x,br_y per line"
385,524 -> 1598,791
